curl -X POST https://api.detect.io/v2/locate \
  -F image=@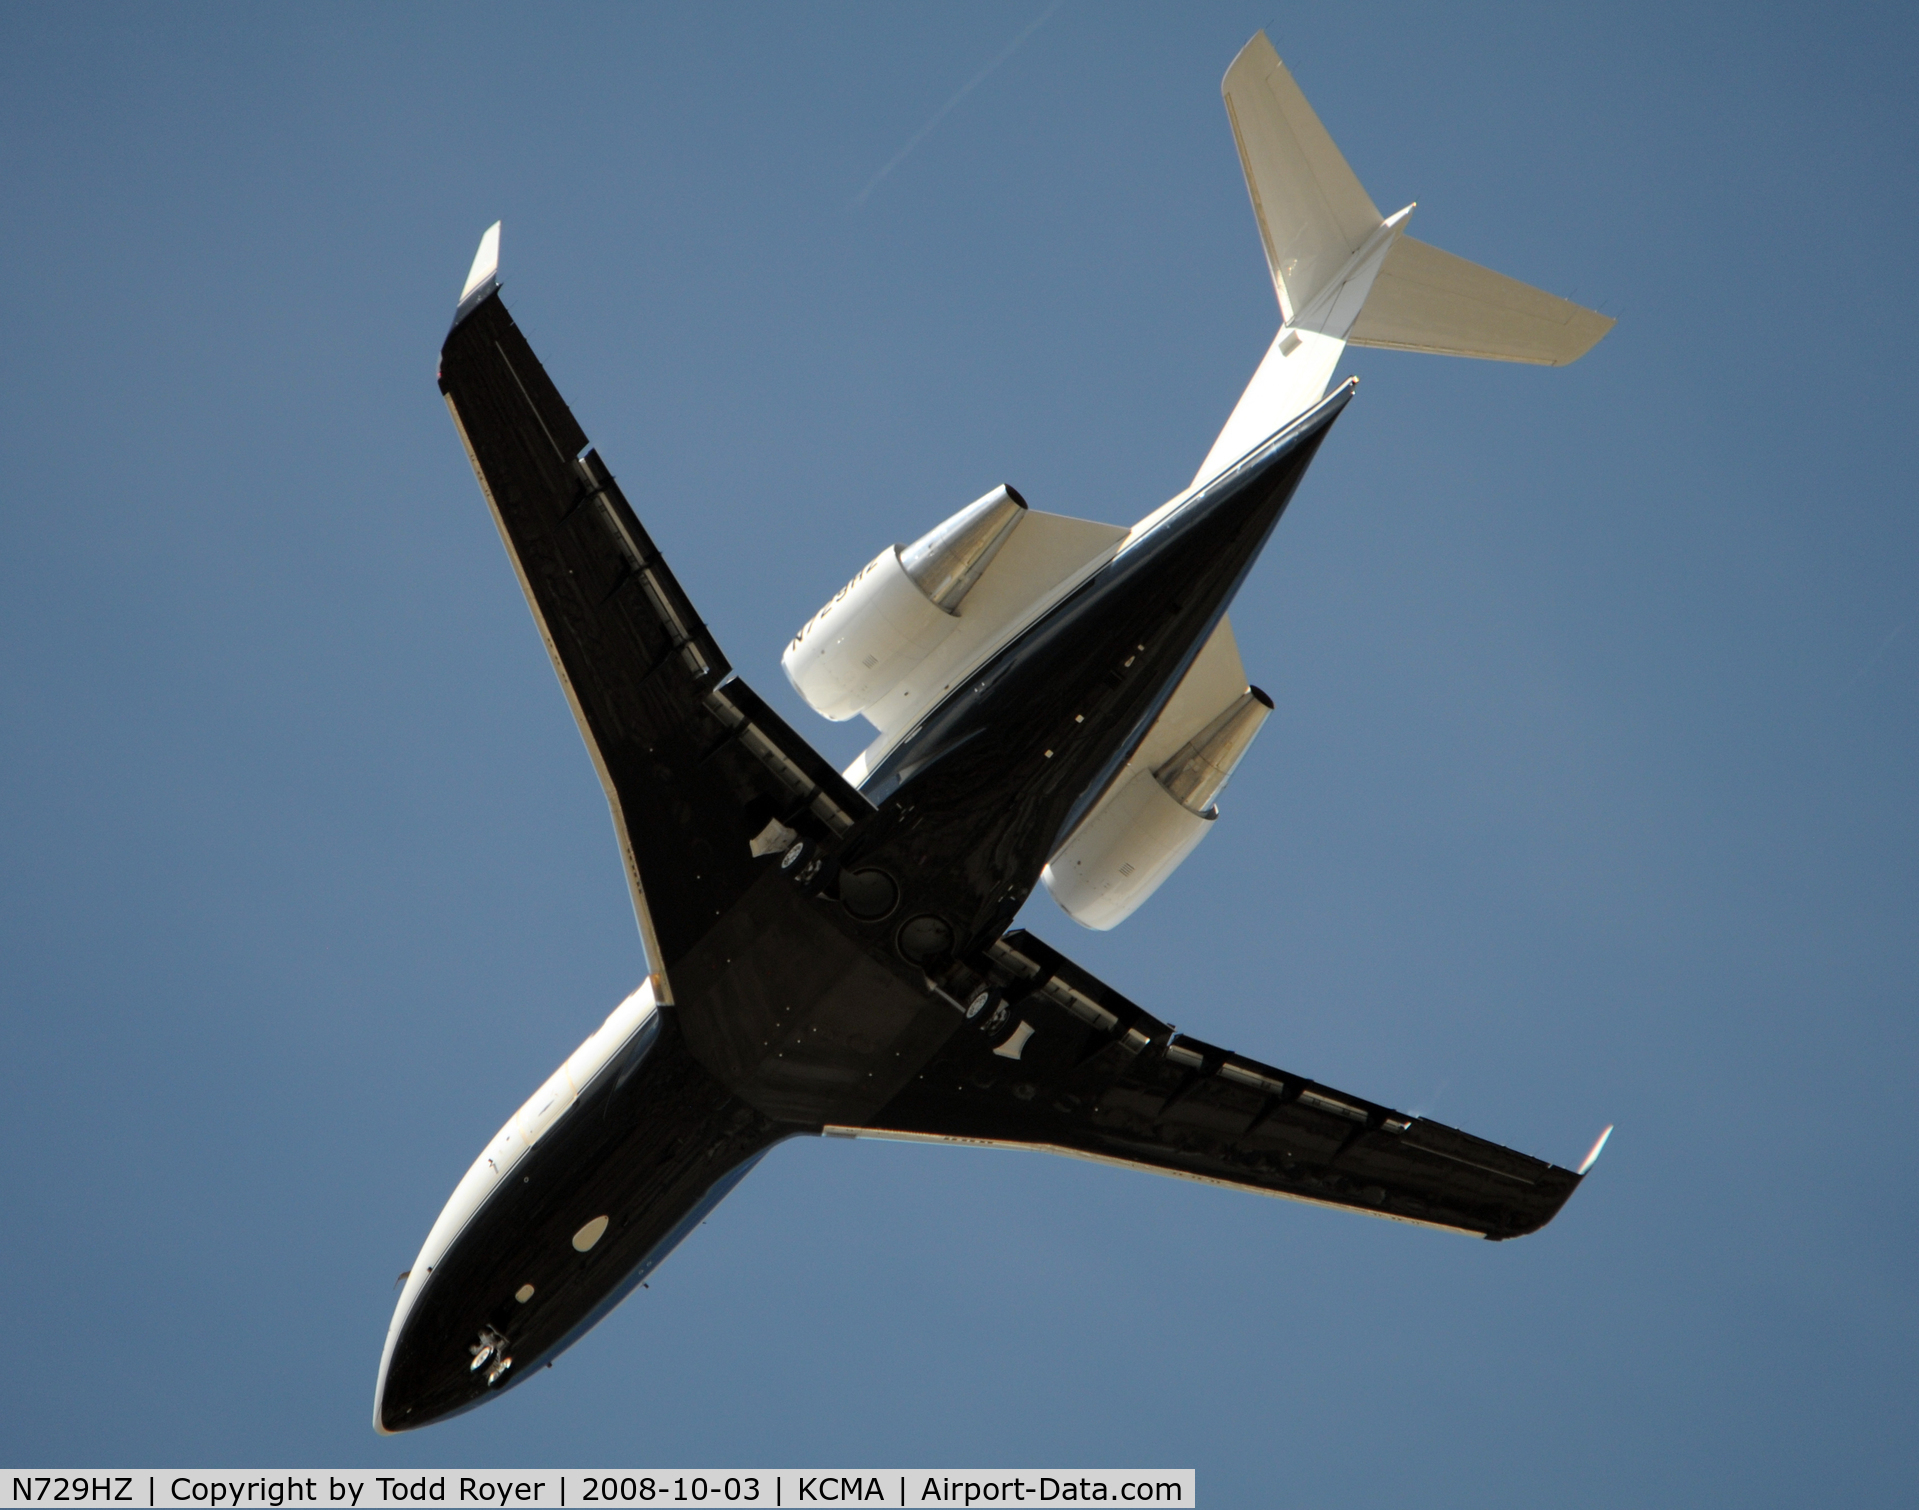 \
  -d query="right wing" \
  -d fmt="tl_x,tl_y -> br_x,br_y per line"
843,930 -> 1587,1240
438,254 -> 871,984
